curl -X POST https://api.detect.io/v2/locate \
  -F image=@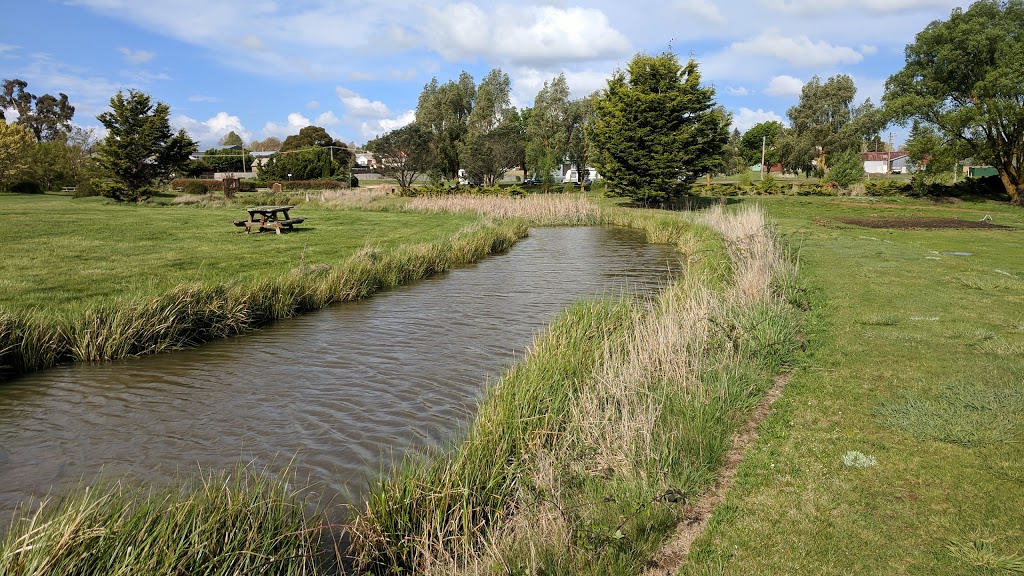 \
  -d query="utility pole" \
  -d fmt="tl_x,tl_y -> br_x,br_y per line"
760,135 -> 766,181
